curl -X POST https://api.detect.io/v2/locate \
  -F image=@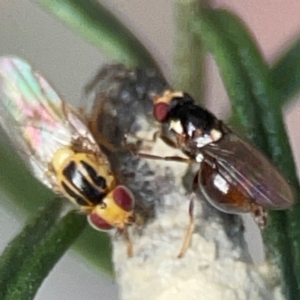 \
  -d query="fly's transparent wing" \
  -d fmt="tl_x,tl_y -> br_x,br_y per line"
202,129 -> 294,209
0,56 -> 99,187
